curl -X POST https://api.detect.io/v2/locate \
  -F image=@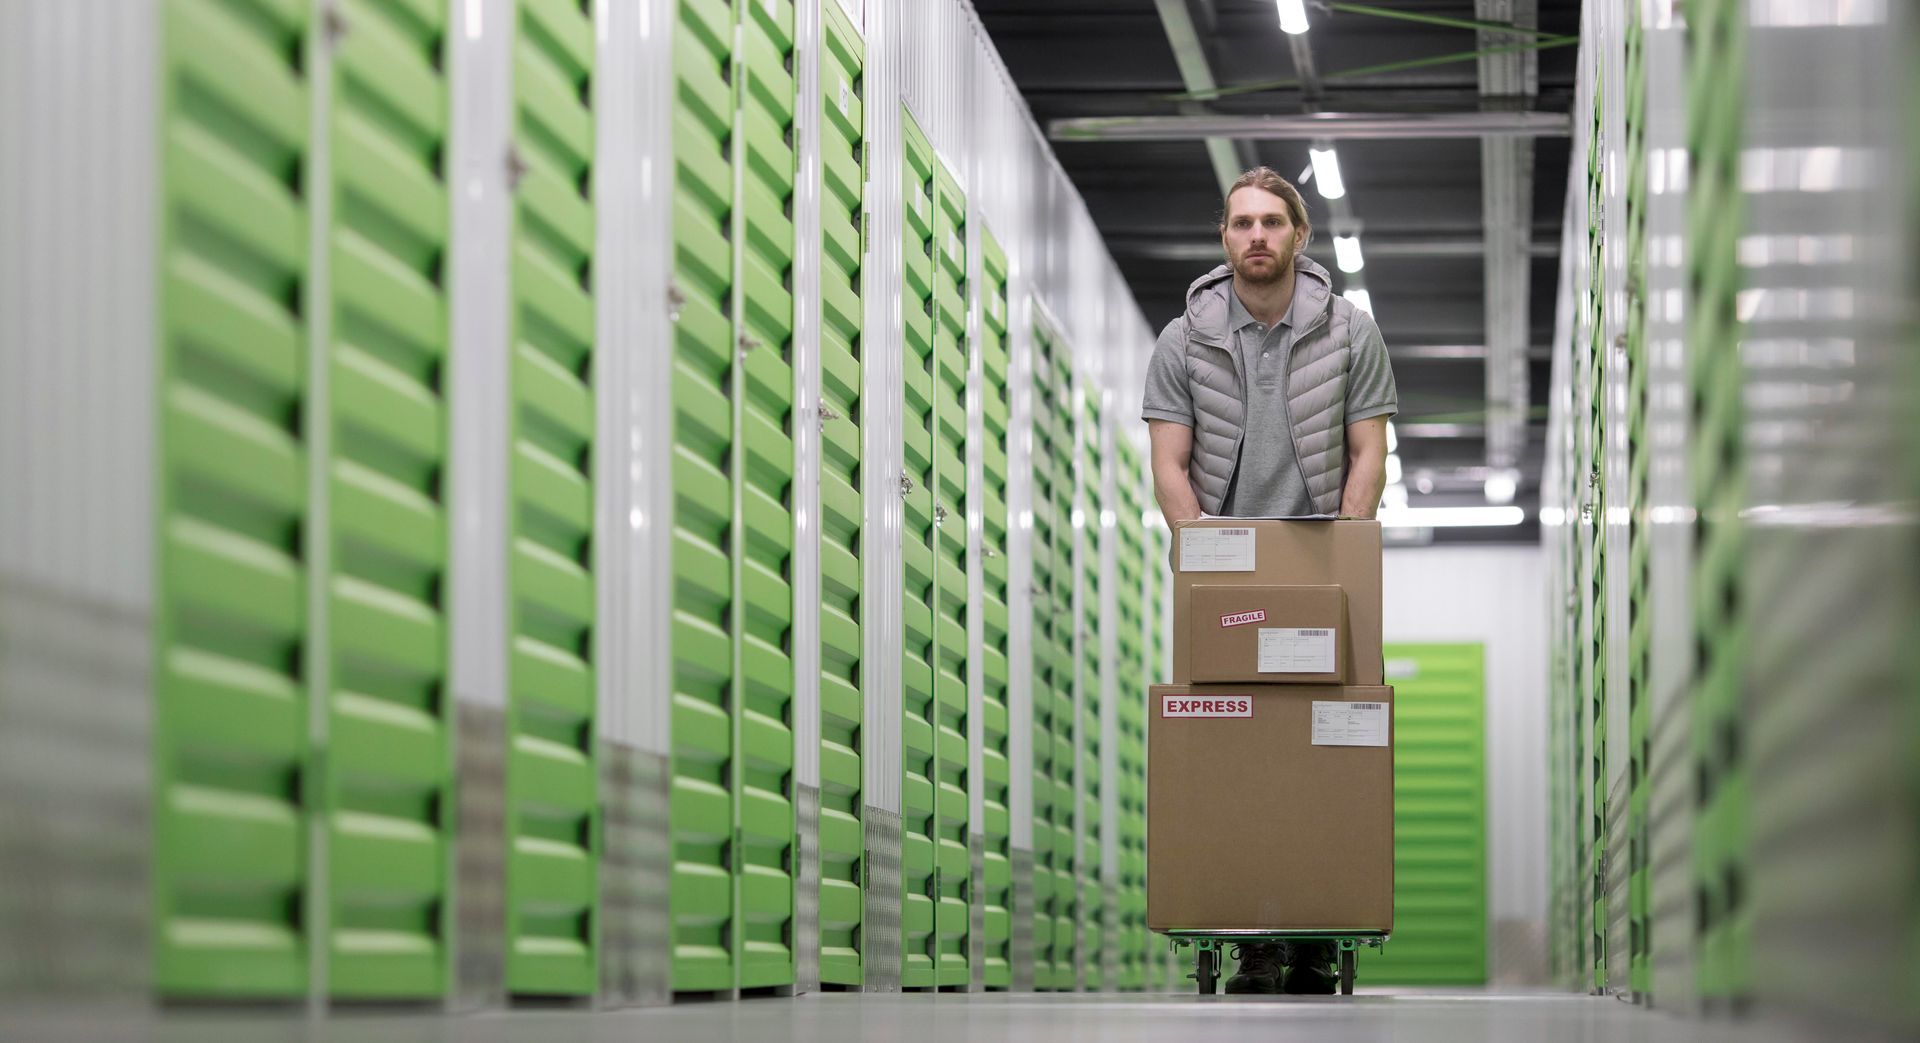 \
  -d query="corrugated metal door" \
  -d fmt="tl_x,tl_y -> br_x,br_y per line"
1075,389 -> 1104,989
1685,0 -> 1749,1003
929,158 -> 972,989
504,0 -> 599,997
1367,643 -> 1488,985
1112,442 -> 1148,991
1027,319 -> 1063,991
667,0 -> 738,996
815,0 -> 866,989
733,0 -> 798,993
155,0 -> 313,998
323,0 -> 454,999
1047,343 -> 1078,985
1621,0 -> 1652,999
977,230 -> 1013,990
898,110 -> 940,990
